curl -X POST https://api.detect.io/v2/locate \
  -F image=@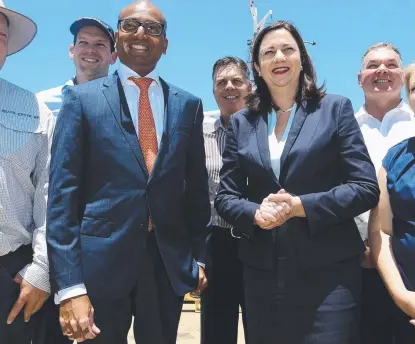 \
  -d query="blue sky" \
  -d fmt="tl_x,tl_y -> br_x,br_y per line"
1,0 -> 414,111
